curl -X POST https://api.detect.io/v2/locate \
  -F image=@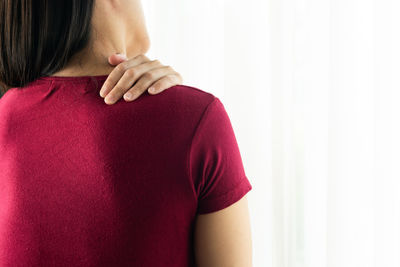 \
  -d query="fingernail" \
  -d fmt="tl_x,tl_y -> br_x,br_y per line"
124,92 -> 133,100
149,87 -> 156,93
105,95 -> 114,104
